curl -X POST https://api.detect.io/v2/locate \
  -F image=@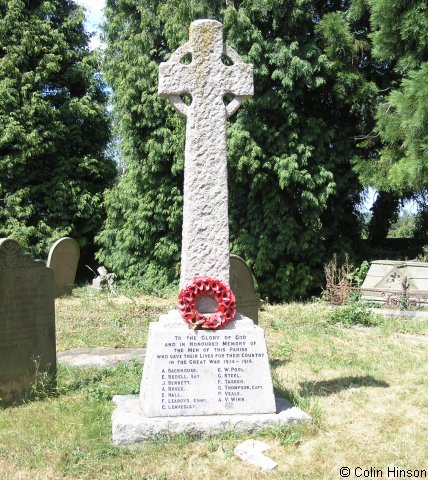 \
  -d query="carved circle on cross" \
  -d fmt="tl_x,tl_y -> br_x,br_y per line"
160,21 -> 253,119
